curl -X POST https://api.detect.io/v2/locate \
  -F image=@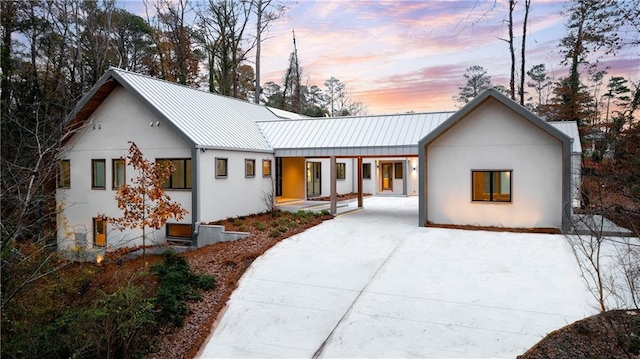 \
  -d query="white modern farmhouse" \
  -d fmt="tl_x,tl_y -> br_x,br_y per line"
57,68 -> 581,252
